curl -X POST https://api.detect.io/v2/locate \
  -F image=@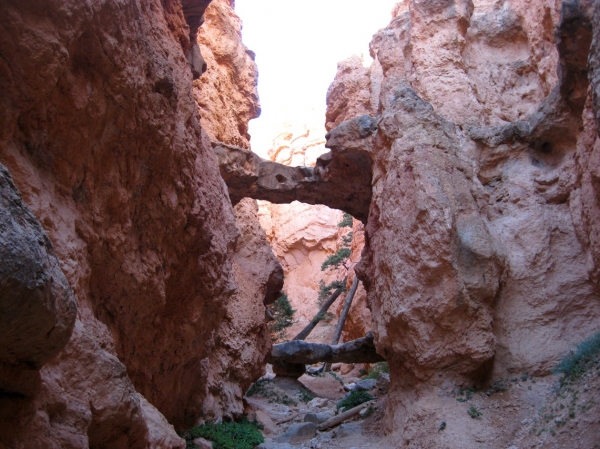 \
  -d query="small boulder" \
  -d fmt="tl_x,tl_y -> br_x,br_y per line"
274,422 -> 317,443
303,412 -> 334,424
192,437 -> 213,449
255,410 -> 279,435
335,422 -> 362,439
307,397 -> 328,408
354,379 -> 377,391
